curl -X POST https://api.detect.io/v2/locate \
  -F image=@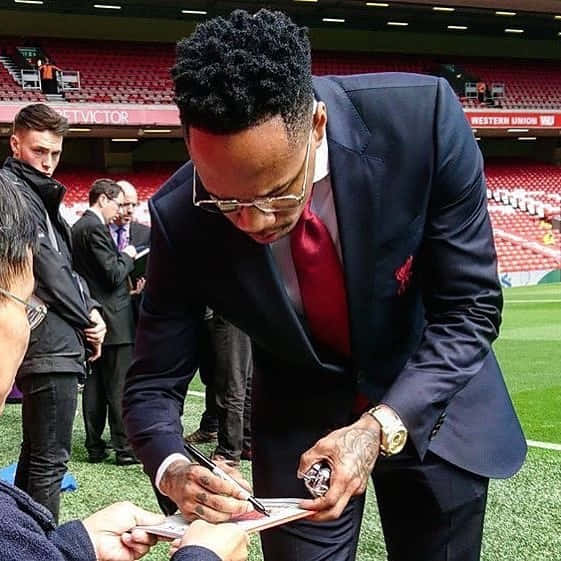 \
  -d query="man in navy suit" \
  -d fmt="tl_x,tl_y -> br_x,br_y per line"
123,10 -> 526,561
